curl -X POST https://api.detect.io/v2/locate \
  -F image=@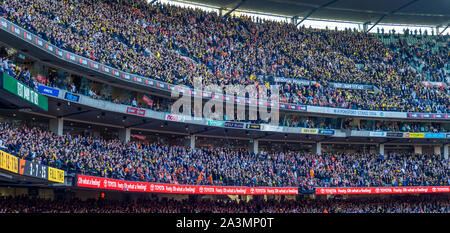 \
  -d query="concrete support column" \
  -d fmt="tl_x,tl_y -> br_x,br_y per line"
414,145 -> 422,155
249,139 -> 259,154
352,118 -> 361,130
219,8 -> 223,17
435,26 -> 440,35
379,144 -> 385,156
312,142 -> 322,155
434,146 -> 441,156
291,17 -> 298,25
119,128 -> 131,143
49,117 -> 64,136
444,145 -> 449,160
363,23 -> 368,33
190,135 -> 196,149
